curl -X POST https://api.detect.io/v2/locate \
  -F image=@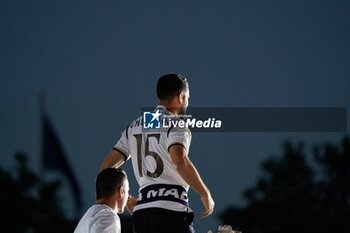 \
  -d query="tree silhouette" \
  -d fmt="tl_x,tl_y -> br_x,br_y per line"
0,152 -> 77,233
220,136 -> 350,233
0,152 -> 134,233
